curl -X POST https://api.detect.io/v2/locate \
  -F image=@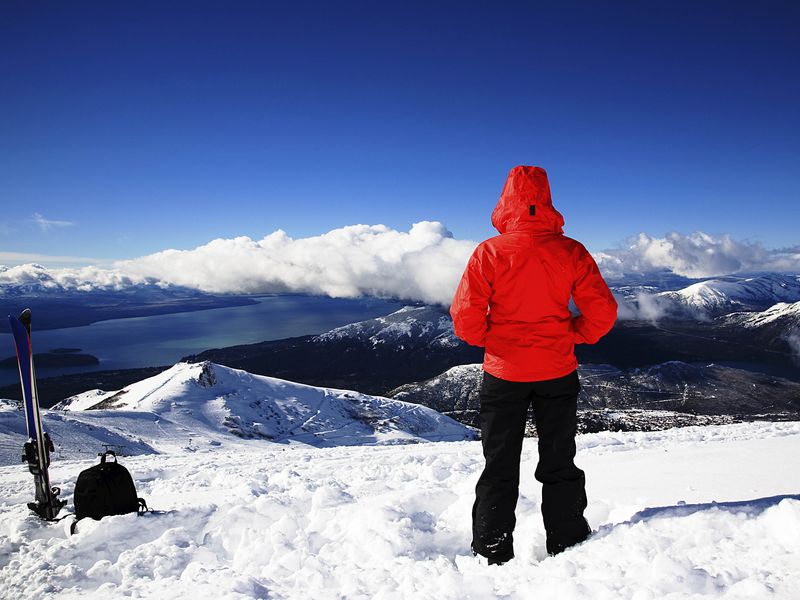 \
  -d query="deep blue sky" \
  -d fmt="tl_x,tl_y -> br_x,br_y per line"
1,0 -> 798,264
